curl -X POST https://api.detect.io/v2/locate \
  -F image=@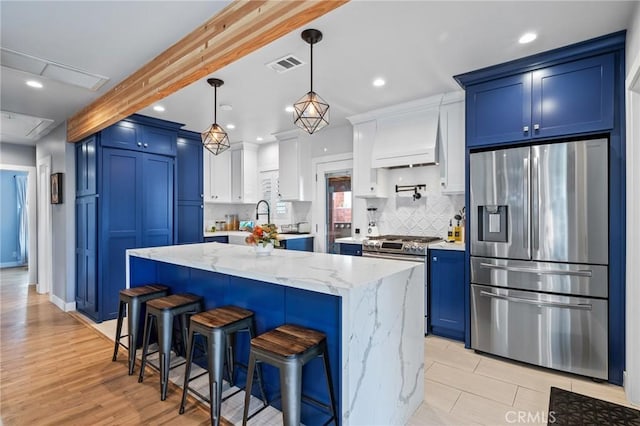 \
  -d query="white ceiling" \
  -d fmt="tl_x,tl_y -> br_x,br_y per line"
1,1 -> 637,146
